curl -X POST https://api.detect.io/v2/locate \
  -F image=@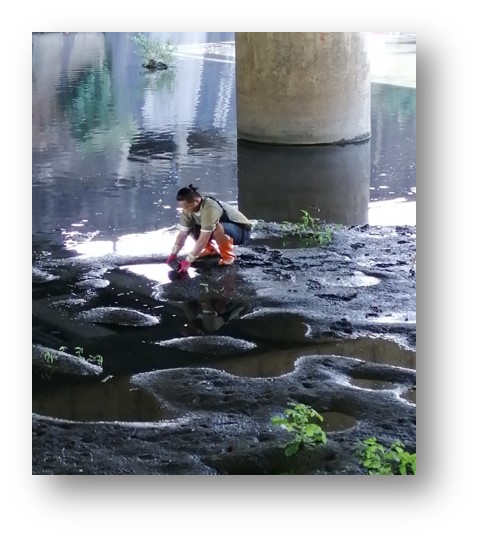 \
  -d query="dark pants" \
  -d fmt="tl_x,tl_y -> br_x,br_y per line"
191,222 -> 250,245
